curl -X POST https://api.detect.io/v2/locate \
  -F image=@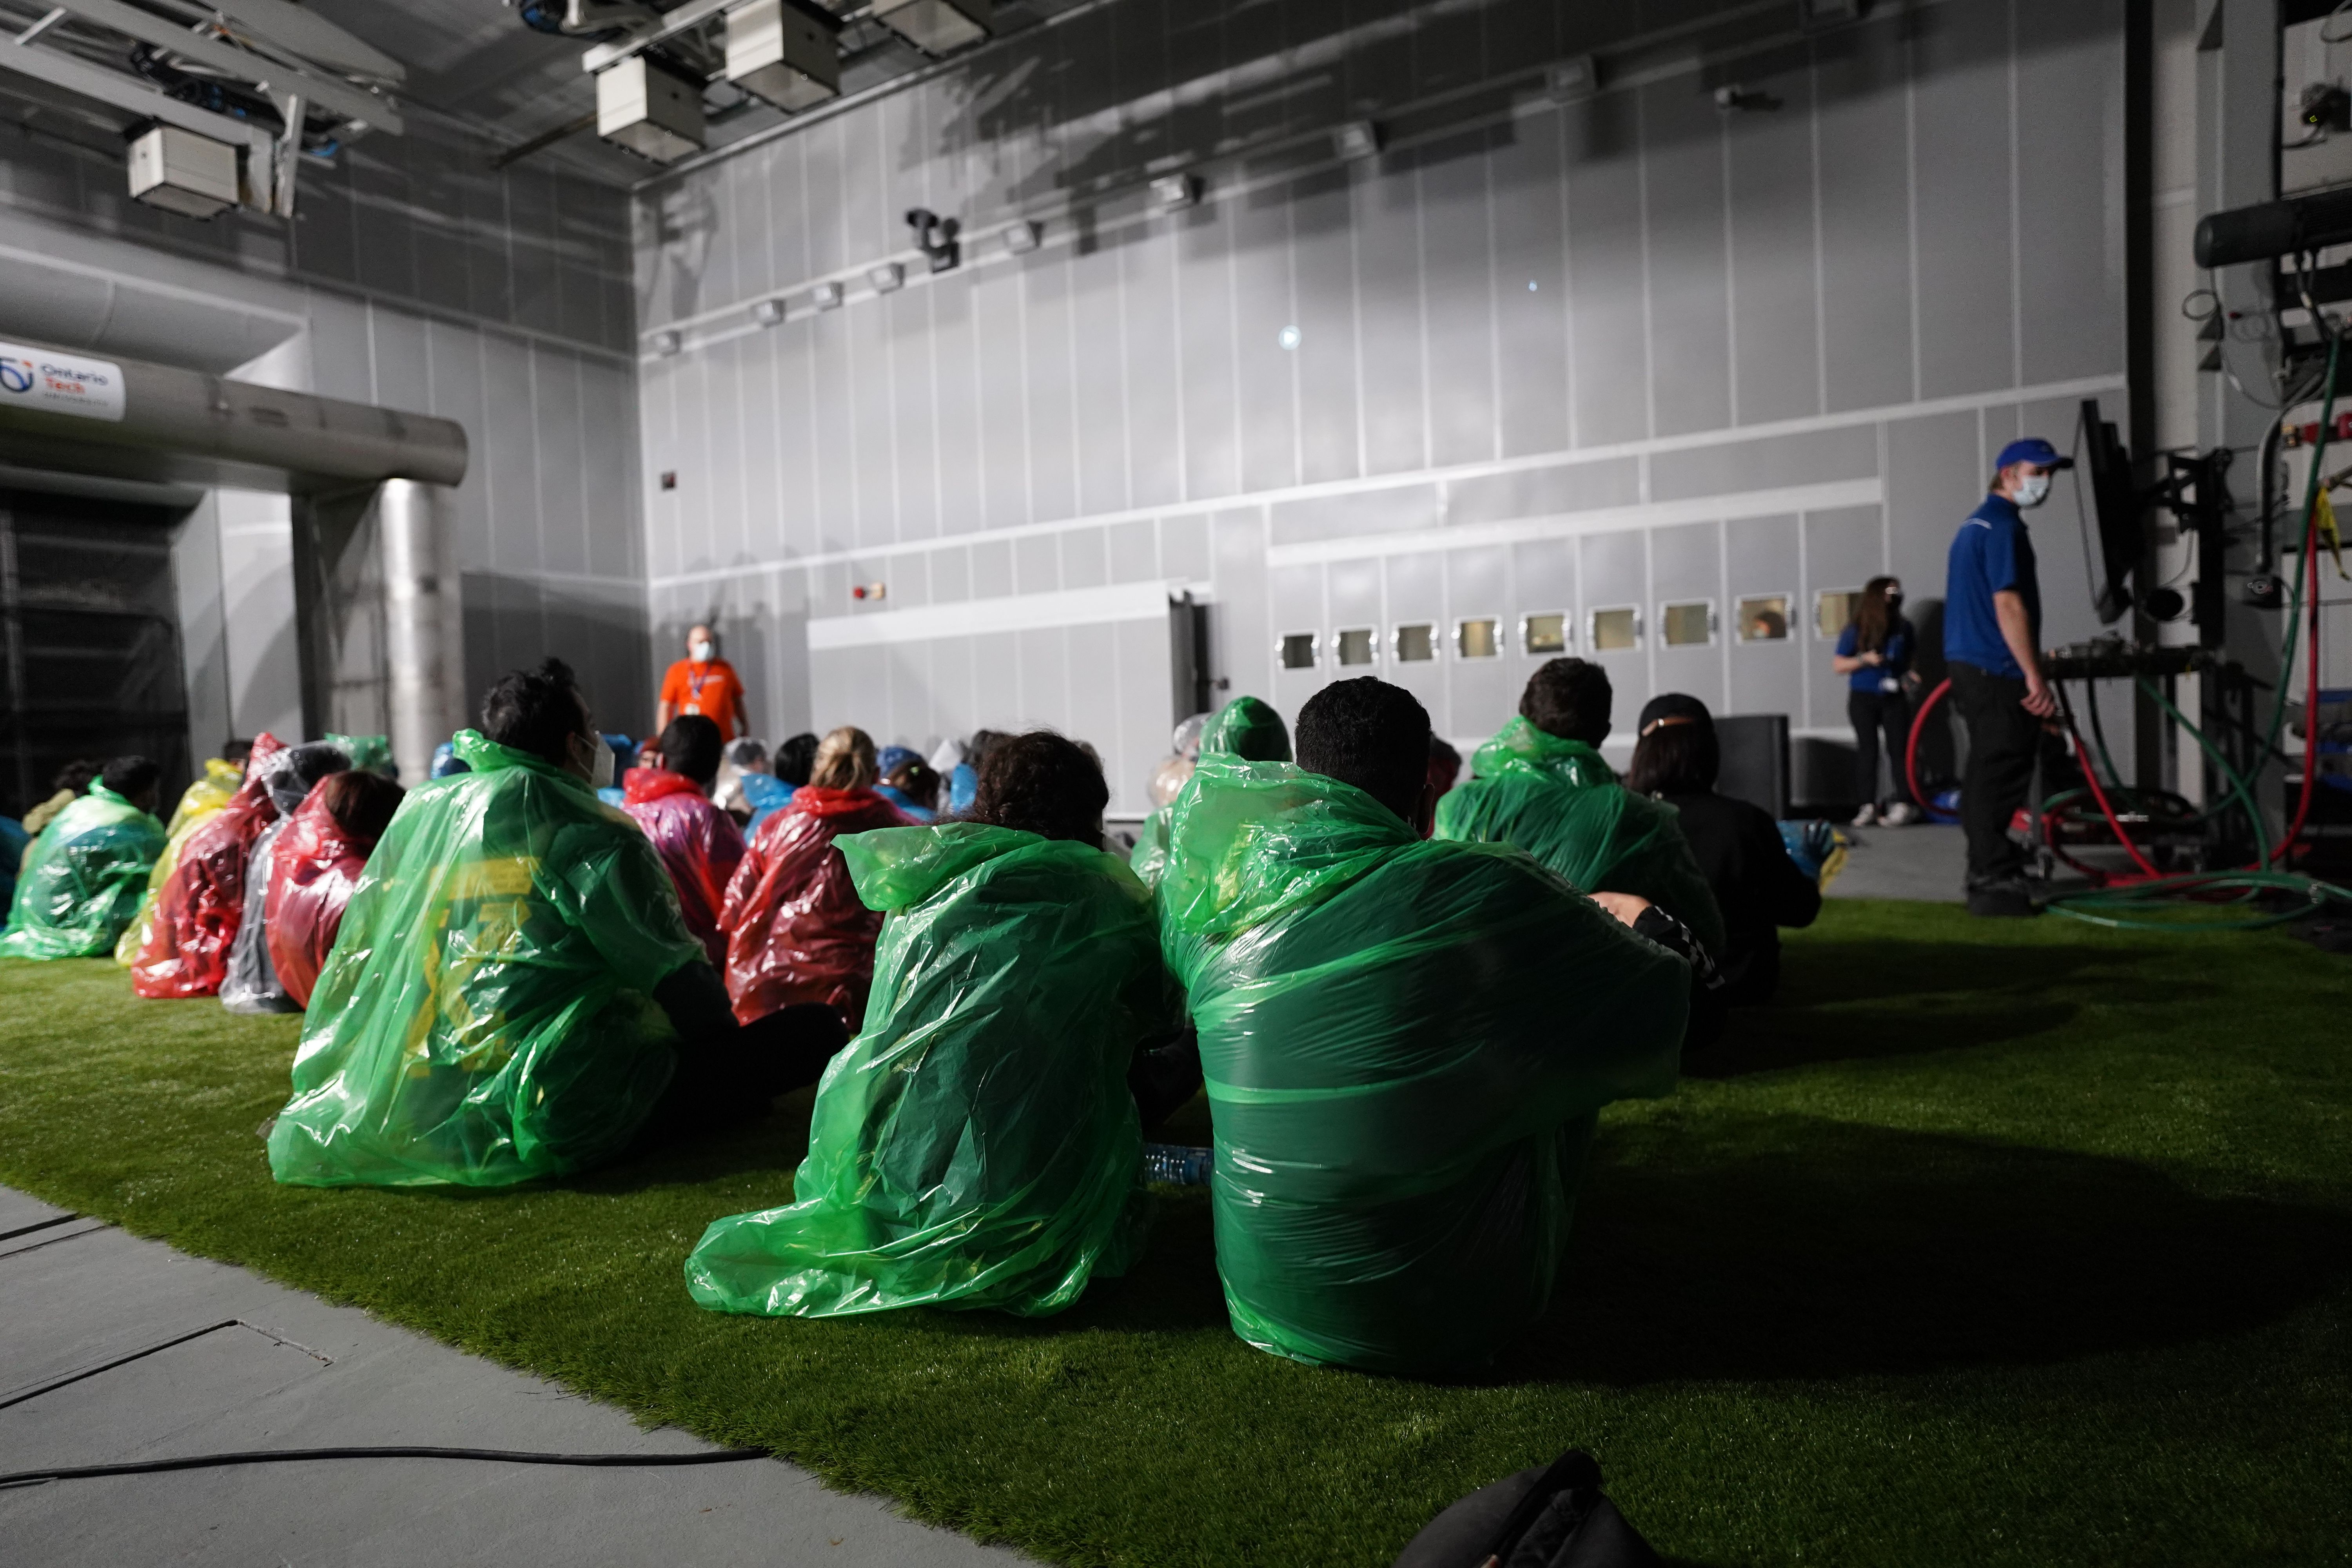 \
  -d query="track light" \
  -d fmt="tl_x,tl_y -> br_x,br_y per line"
752,298 -> 786,326
1334,120 -> 1381,161
869,261 -> 904,293
652,330 -> 682,356
1547,54 -> 1599,103
1150,173 -> 1198,212
1002,219 -> 1041,254
726,0 -> 839,114
595,55 -> 705,164
871,0 -> 991,56
810,280 -> 843,310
